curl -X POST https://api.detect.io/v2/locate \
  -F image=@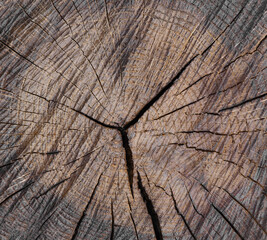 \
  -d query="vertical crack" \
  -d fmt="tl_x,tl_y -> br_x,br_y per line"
137,171 -> 163,240
127,196 -> 139,240
66,107 -> 135,199
110,200 -> 115,240
170,188 -> 197,240
119,128 -> 134,198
